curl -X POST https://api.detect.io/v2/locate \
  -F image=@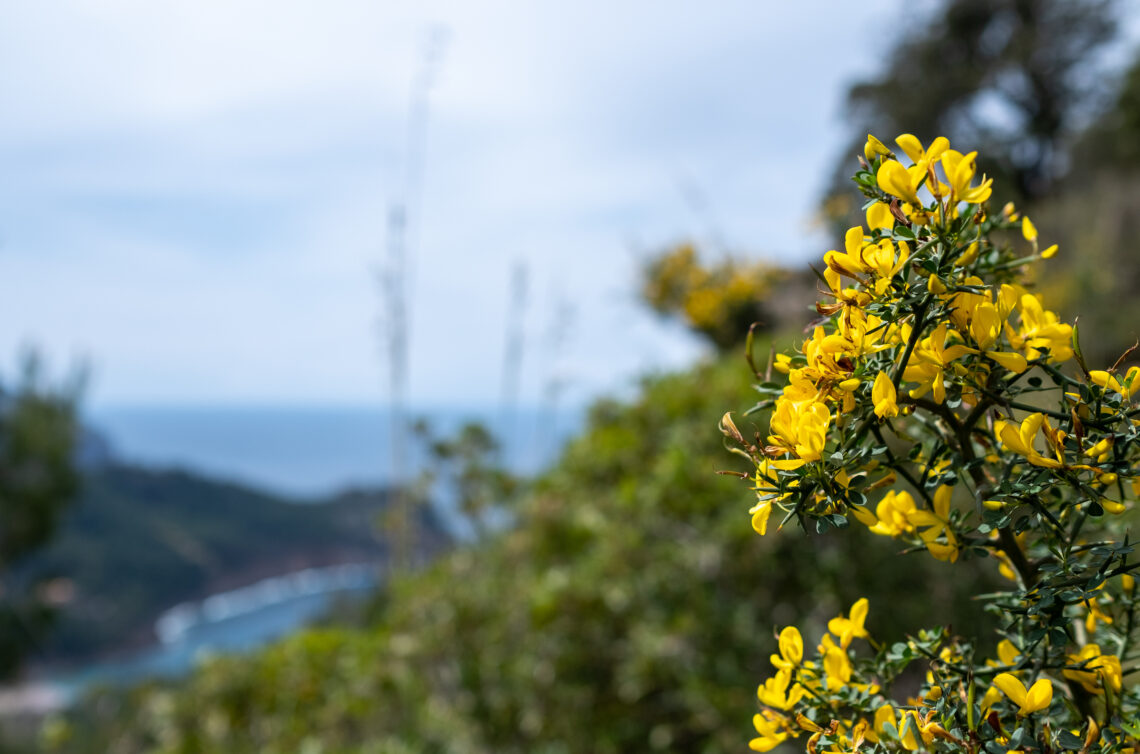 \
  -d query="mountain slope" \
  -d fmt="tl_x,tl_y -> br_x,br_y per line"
17,464 -> 449,661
